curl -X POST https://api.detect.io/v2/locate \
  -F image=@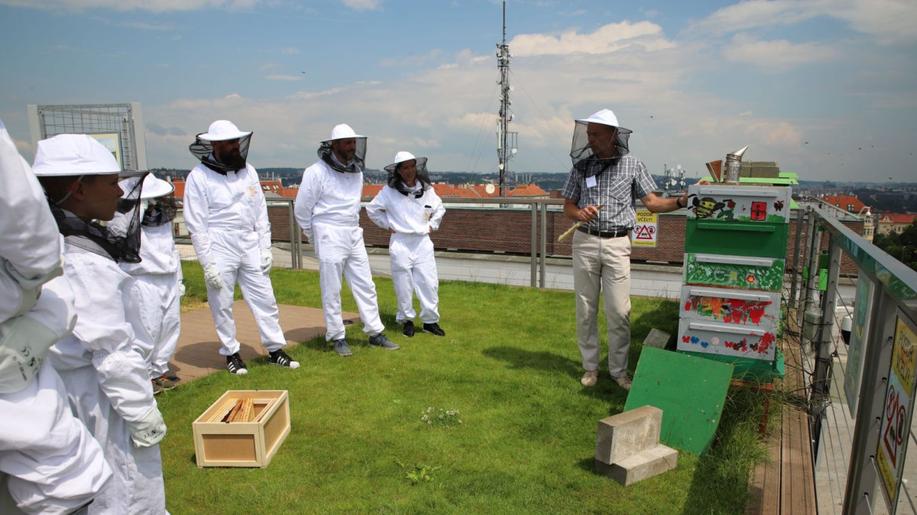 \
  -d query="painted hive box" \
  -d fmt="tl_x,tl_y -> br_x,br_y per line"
683,253 -> 785,292
679,285 -> 781,330
677,319 -> 778,361
685,184 -> 792,223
